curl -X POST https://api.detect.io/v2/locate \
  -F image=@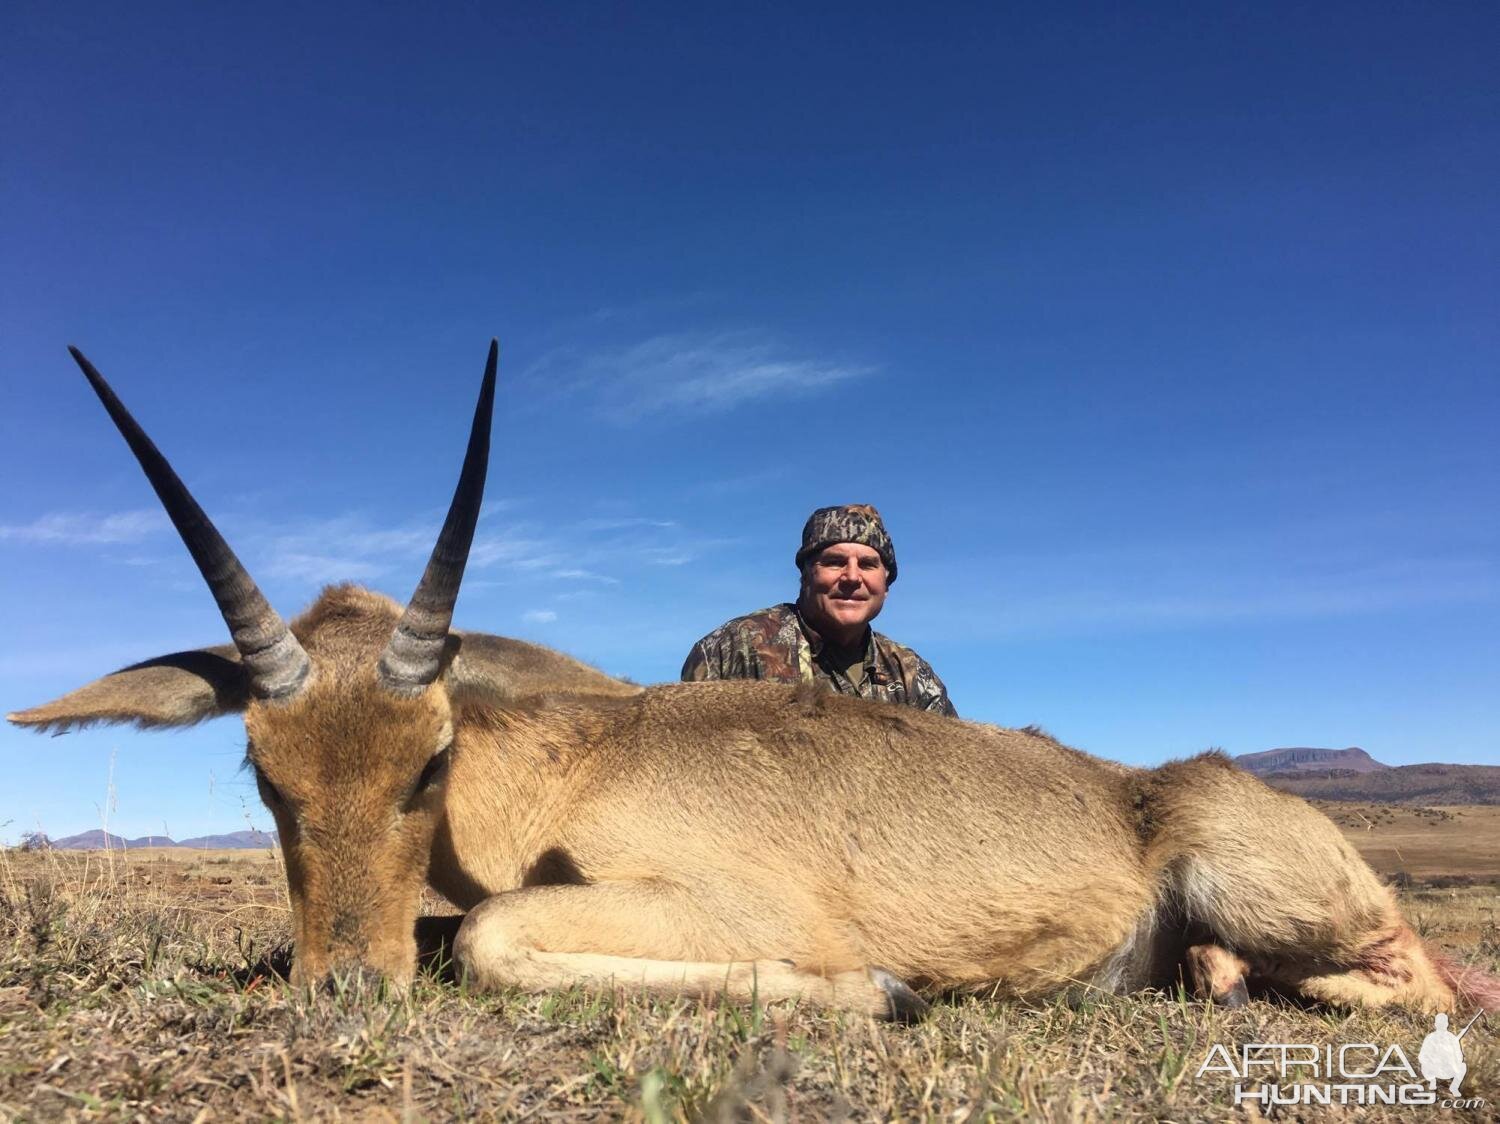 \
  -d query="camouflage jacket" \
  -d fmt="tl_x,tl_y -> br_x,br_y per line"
680,603 -> 957,717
